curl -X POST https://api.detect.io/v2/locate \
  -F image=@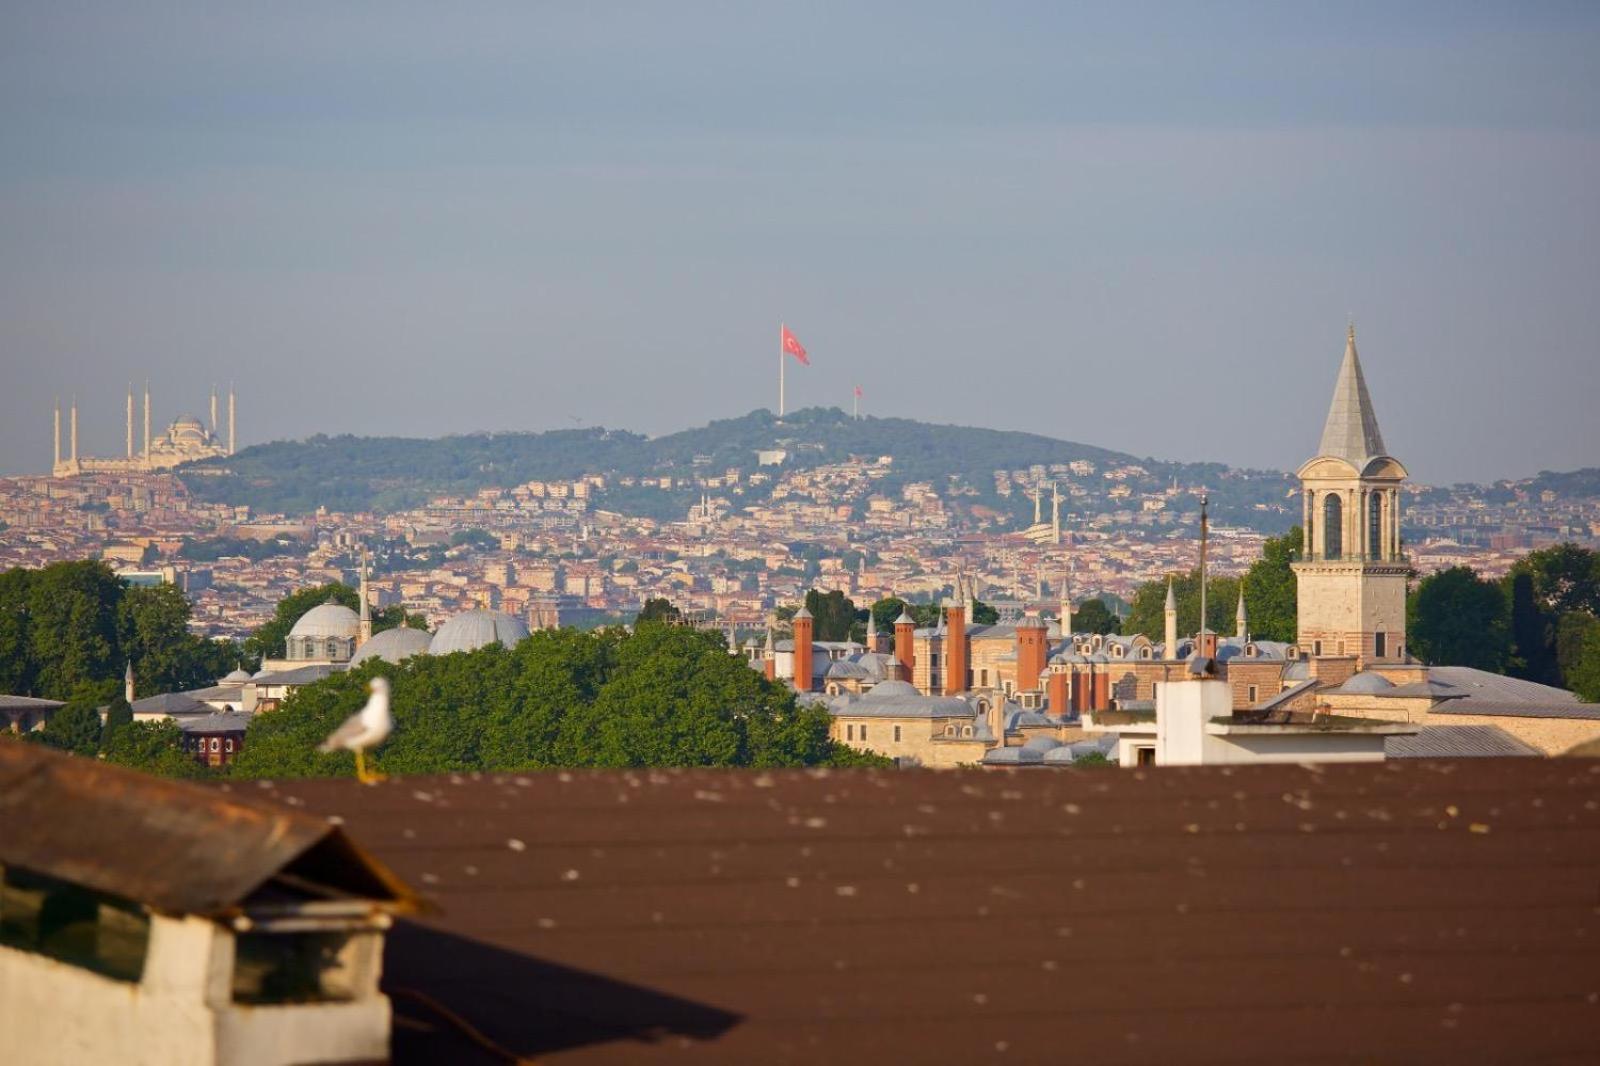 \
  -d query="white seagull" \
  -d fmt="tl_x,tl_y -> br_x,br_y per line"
319,676 -> 393,783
